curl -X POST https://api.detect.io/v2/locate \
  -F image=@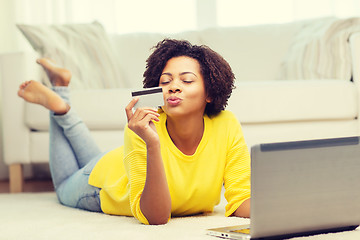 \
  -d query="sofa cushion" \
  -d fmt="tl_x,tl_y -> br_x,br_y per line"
109,31 -> 201,89
25,79 -> 357,131
17,22 -> 123,89
228,79 -> 358,123
199,22 -> 304,82
242,120 -> 359,149
25,88 -> 133,131
29,130 -> 125,163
